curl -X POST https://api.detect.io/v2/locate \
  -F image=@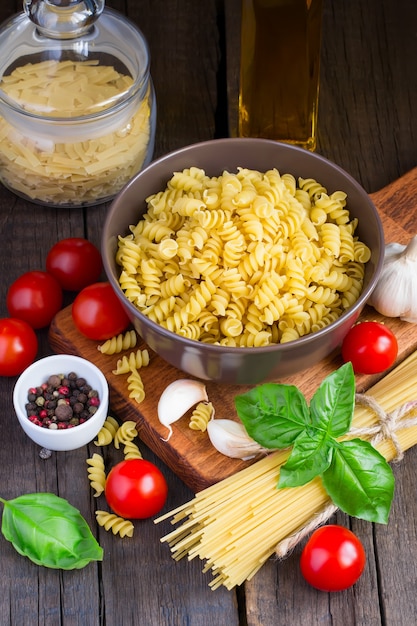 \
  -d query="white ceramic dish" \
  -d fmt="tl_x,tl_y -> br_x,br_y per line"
13,354 -> 109,451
